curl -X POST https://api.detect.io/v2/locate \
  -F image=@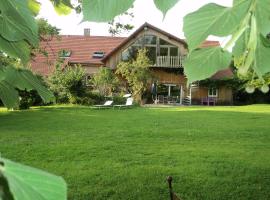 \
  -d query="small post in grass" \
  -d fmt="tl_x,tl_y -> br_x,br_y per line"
167,176 -> 181,200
